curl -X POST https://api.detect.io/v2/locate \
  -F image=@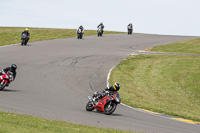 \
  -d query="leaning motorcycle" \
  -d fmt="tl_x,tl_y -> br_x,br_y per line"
97,27 -> 103,37
0,71 -> 14,91
86,91 -> 121,115
77,29 -> 83,39
21,33 -> 29,45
